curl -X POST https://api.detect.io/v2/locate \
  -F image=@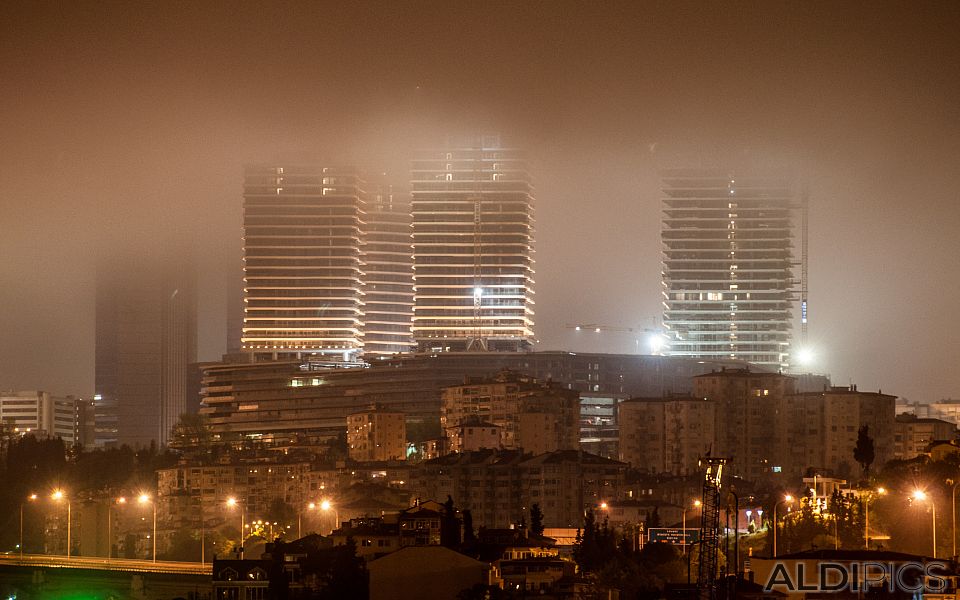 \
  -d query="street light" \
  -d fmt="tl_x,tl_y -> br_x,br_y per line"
948,480 -> 960,559
913,489 -> 936,557
227,497 -> 245,559
138,493 -> 157,563
320,500 -> 339,534
108,496 -> 127,560
20,493 -> 38,560
773,494 -> 794,557
863,487 -> 885,549
51,490 -> 71,559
